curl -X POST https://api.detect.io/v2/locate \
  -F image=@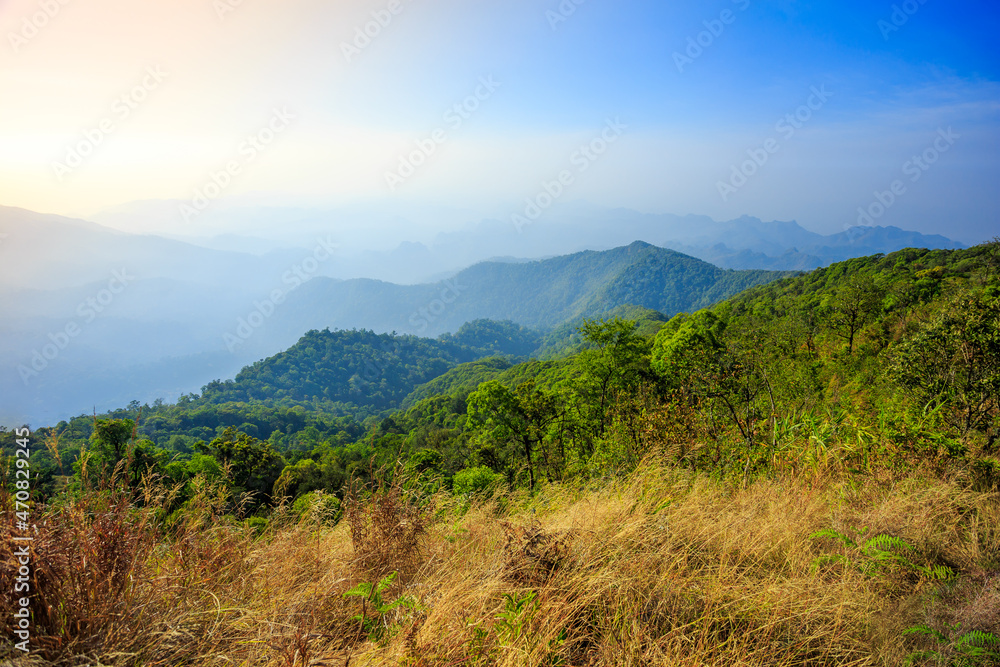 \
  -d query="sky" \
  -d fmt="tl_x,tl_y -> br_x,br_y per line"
1,0 -> 998,243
